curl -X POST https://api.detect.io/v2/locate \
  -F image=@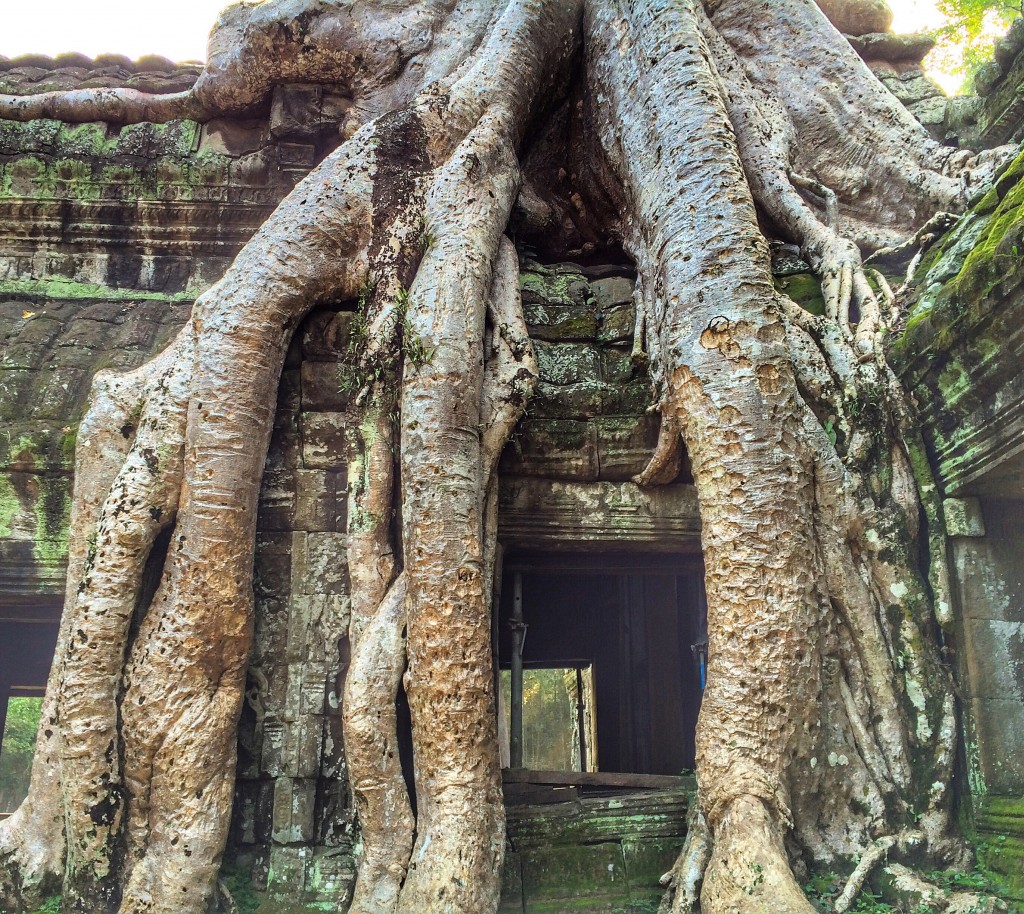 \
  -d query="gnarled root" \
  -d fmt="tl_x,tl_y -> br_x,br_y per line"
659,804 -> 711,914
702,797 -> 816,914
